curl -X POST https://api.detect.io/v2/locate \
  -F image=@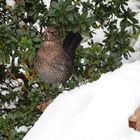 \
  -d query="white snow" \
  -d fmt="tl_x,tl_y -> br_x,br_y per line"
16,126 -> 31,133
23,60 -> 140,140
19,21 -> 26,28
43,0 -> 51,9
92,28 -> 105,43
33,20 -> 41,32
6,0 -> 15,8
